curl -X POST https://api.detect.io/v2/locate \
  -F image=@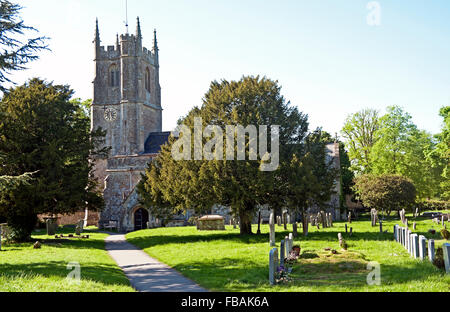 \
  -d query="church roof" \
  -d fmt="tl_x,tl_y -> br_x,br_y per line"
144,131 -> 171,154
